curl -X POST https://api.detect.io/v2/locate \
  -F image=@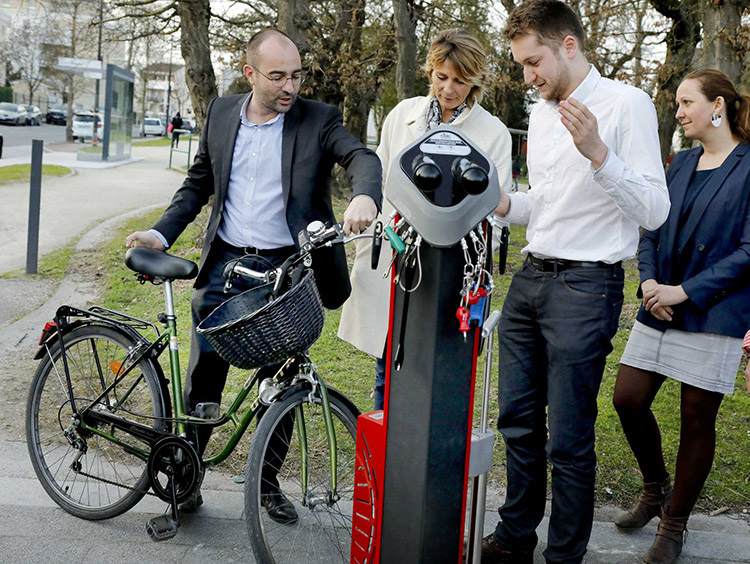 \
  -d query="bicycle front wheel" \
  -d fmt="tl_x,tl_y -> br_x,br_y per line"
26,323 -> 170,520
245,386 -> 359,564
